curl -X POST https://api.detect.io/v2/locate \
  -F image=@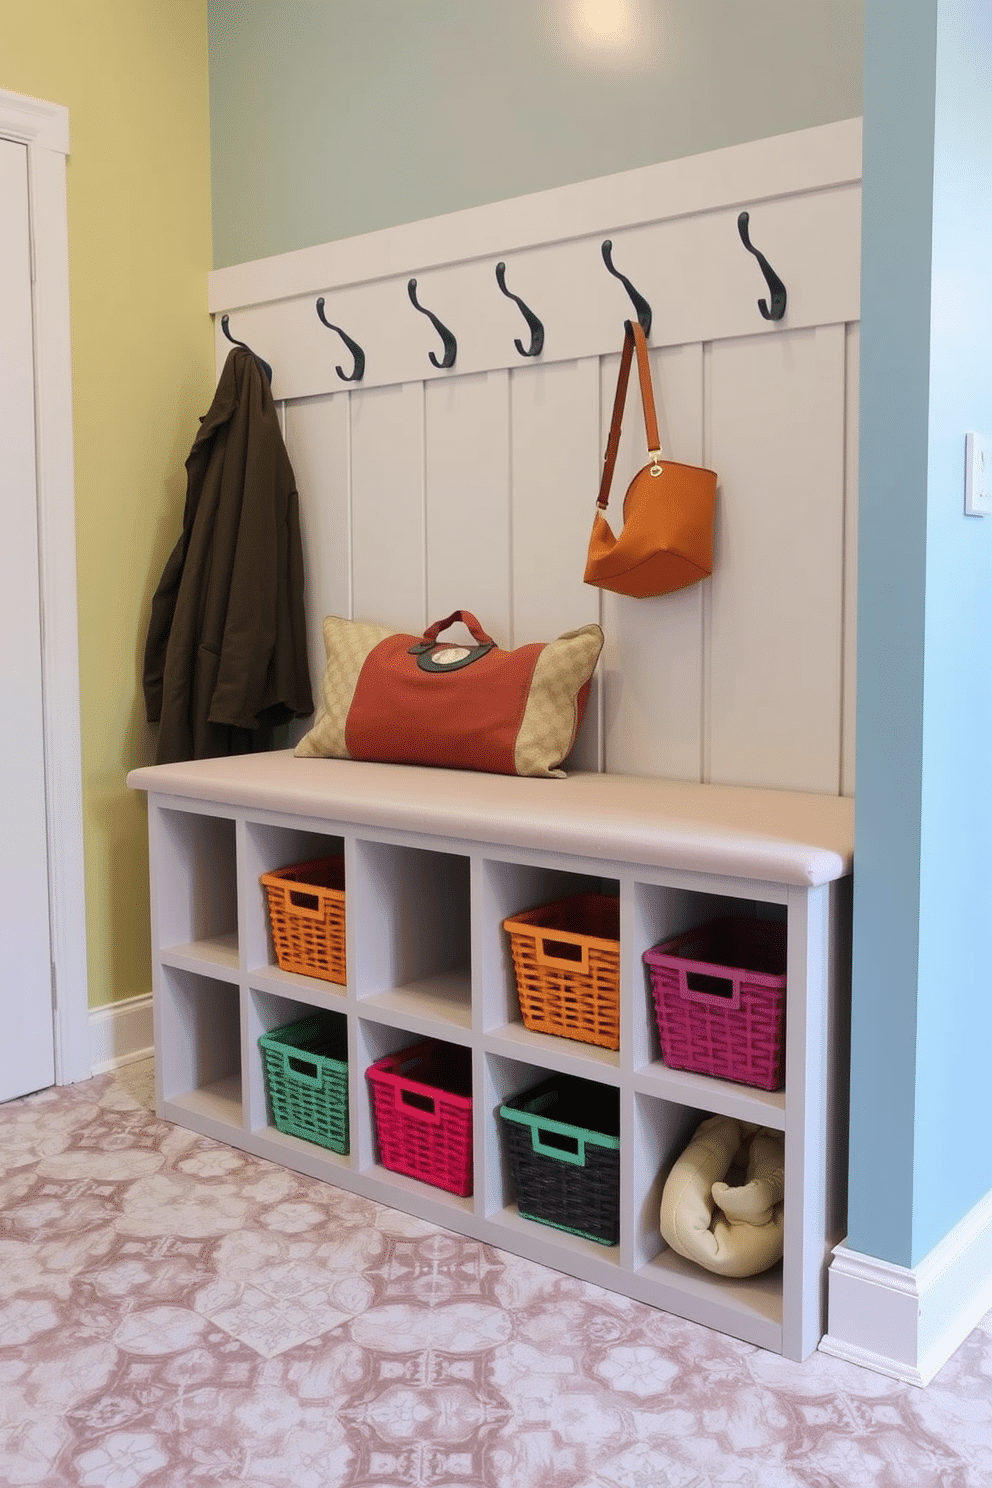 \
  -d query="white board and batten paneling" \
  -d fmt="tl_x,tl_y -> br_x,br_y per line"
210,119 -> 862,798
